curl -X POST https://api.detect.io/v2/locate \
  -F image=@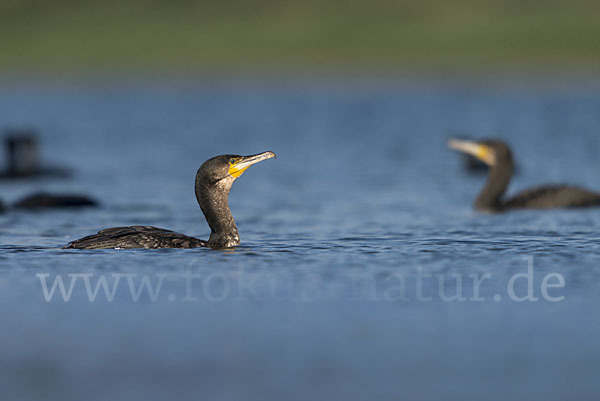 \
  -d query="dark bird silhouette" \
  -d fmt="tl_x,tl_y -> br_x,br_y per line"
448,138 -> 600,213
65,151 -> 275,249
14,192 -> 98,210
1,130 -> 71,179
